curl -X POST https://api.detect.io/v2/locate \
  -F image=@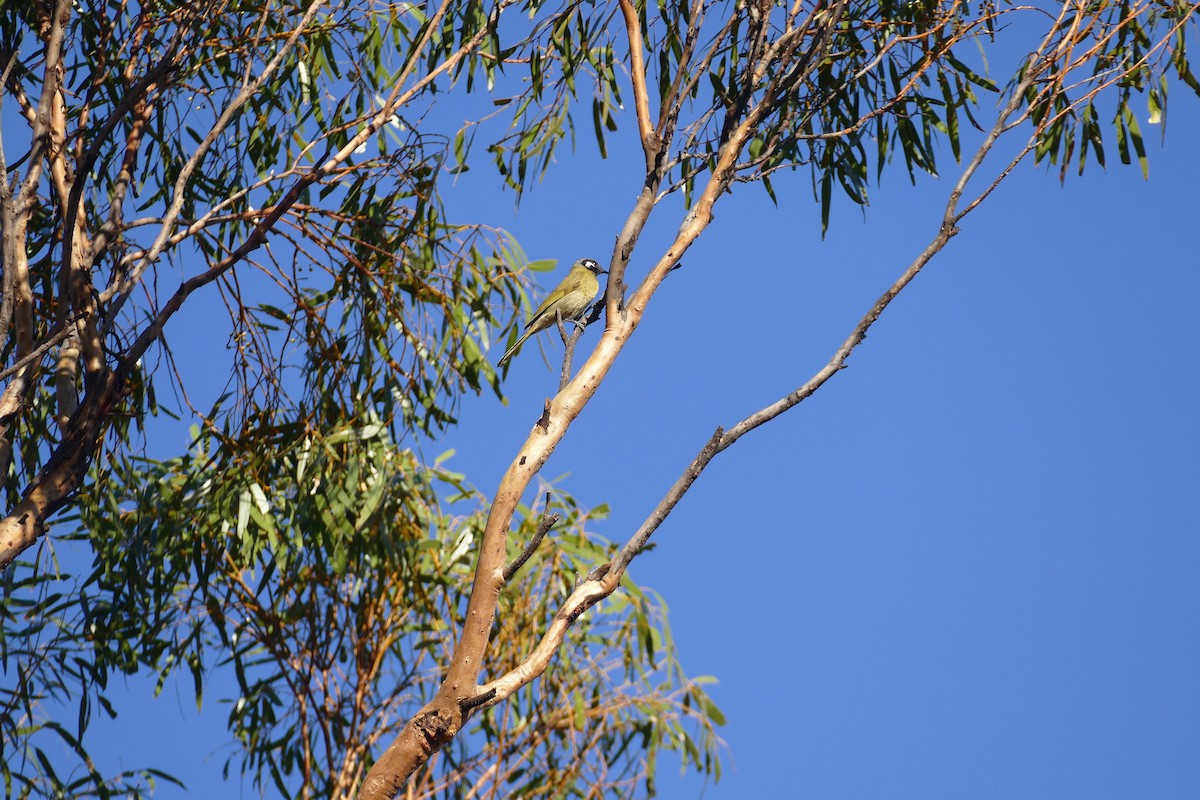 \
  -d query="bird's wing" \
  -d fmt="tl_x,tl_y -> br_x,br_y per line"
524,284 -> 571,330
